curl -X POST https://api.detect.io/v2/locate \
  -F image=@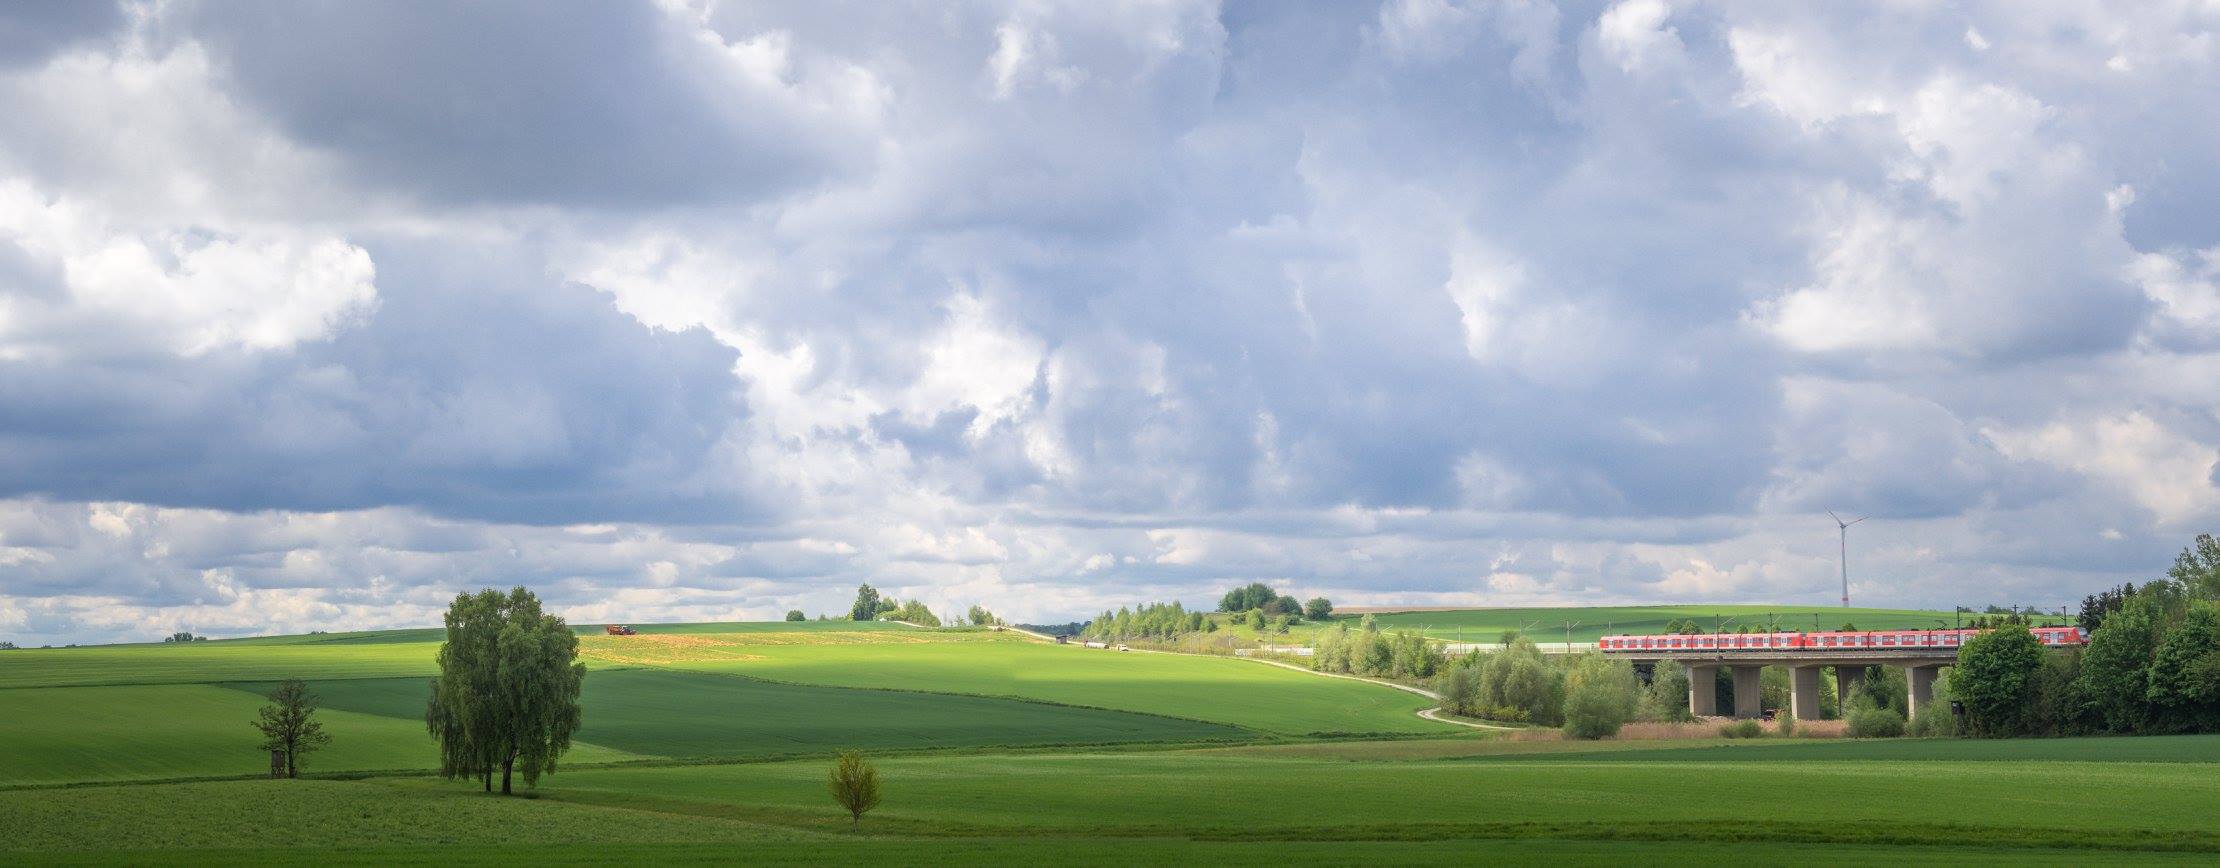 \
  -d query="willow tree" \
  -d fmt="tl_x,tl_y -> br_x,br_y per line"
427,587 -> 585,794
